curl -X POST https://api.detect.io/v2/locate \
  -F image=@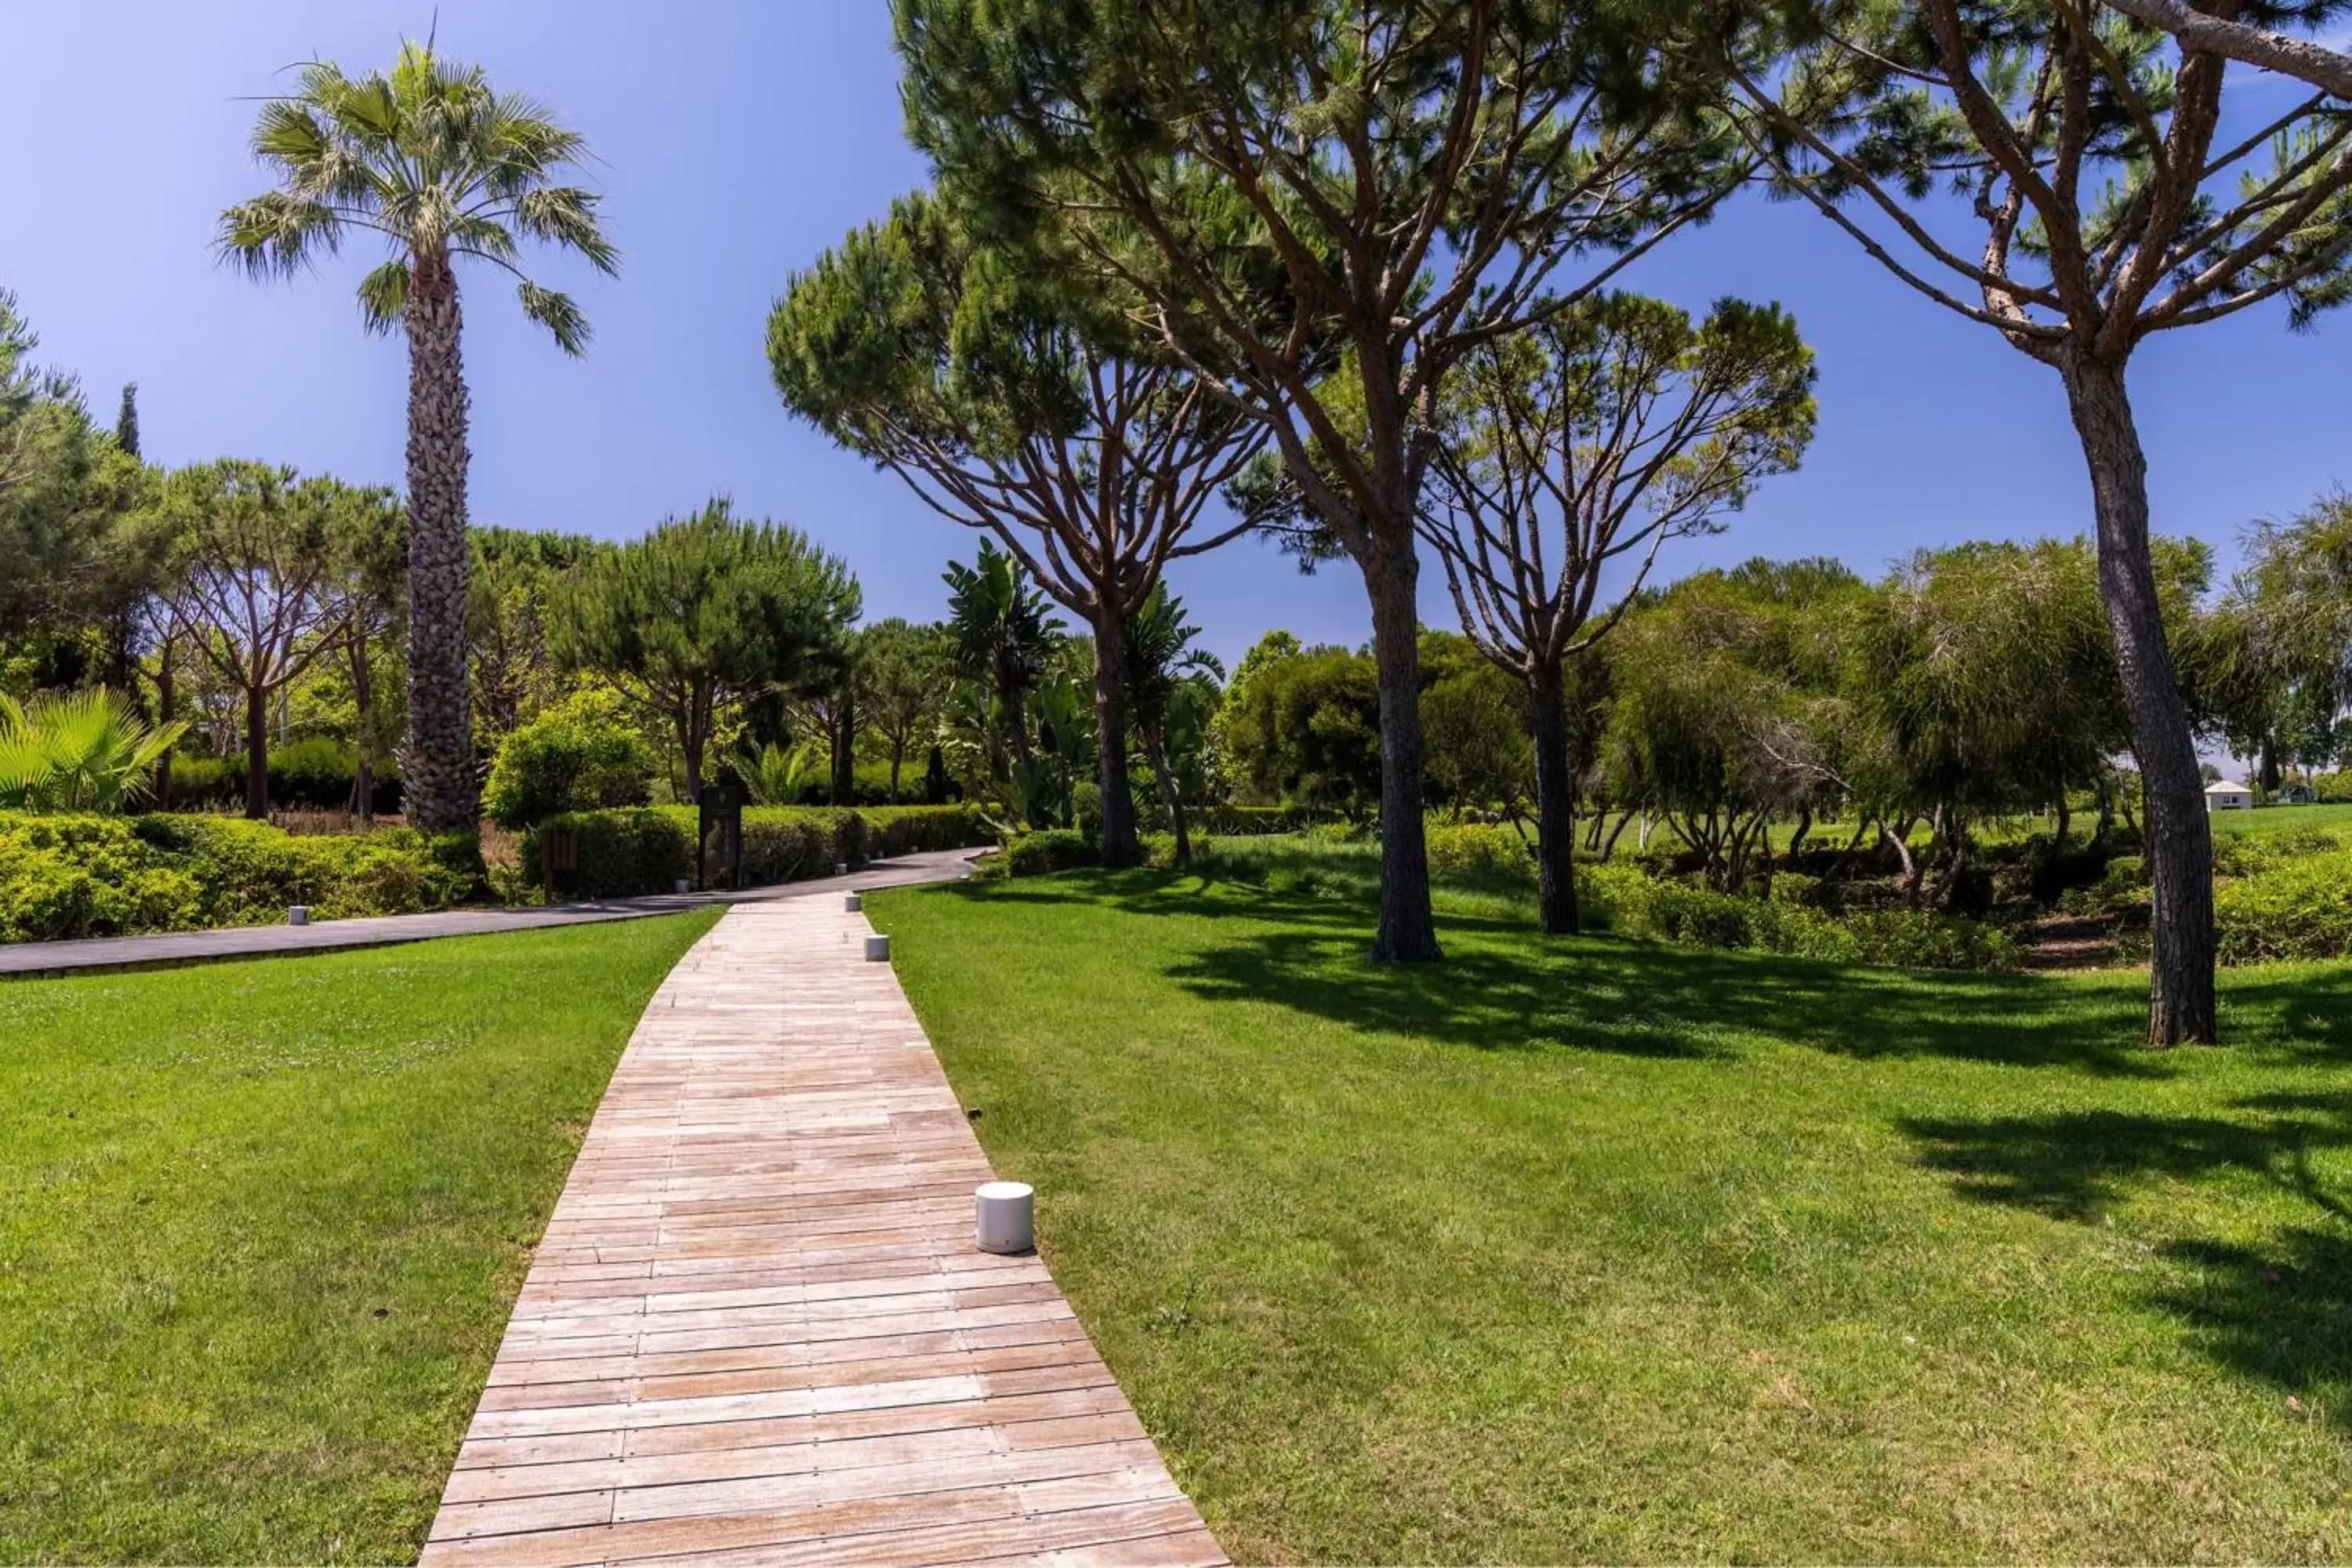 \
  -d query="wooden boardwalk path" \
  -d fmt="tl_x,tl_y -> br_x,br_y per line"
422,896 -> 1222,1568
